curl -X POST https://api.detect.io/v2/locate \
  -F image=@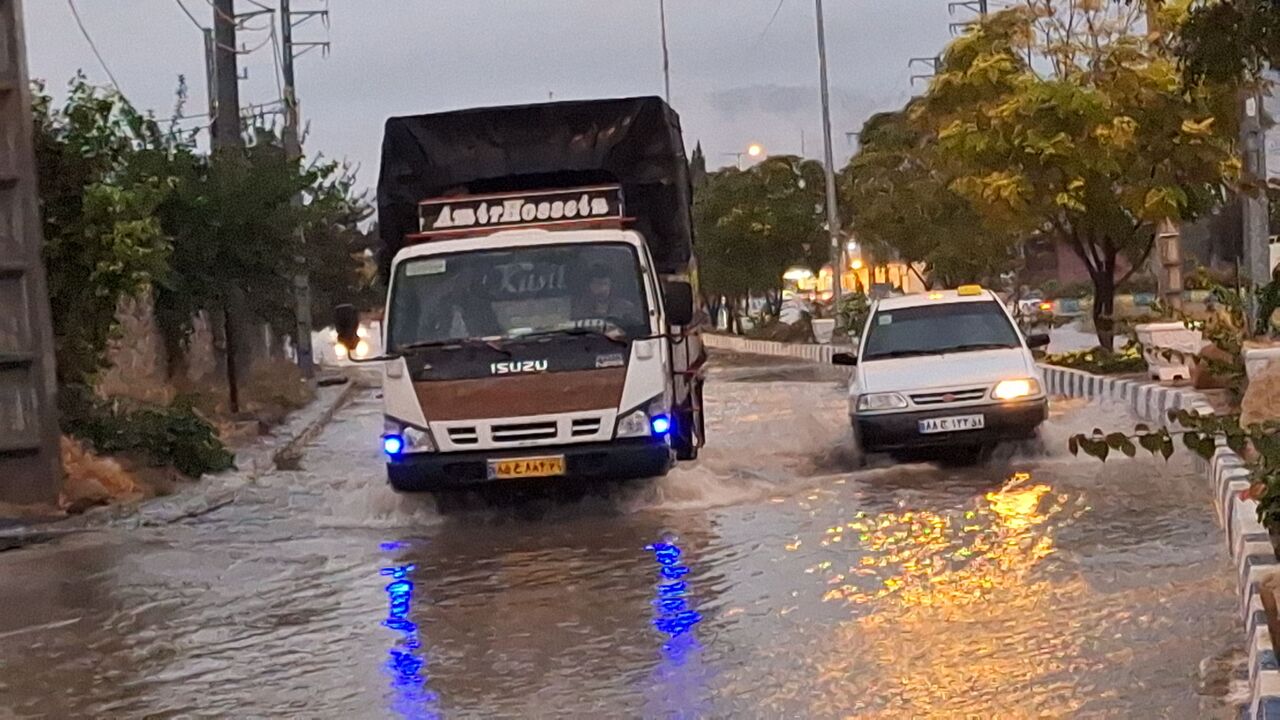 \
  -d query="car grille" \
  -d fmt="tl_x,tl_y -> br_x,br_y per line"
910,388 -> 987,406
